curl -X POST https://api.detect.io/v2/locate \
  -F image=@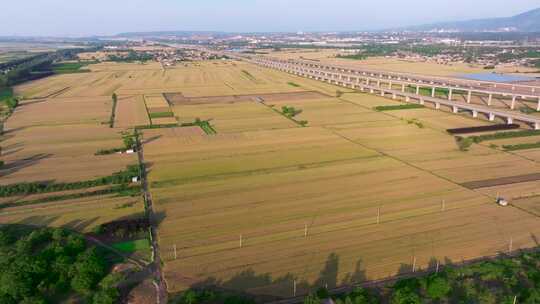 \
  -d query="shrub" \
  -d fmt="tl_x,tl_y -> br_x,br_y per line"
456,136 -> 474,151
